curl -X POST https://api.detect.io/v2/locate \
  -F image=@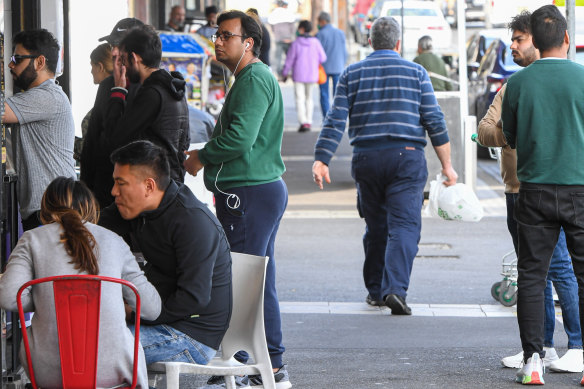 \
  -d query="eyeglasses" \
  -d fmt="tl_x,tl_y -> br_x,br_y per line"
211,32 -> 245,43
10,54 -> 38,65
